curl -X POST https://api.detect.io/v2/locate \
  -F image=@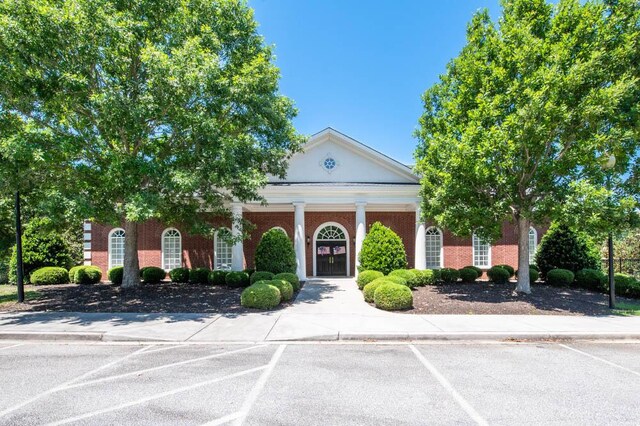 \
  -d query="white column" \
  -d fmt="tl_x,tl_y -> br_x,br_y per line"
354,202 -> 367,277
231,203 -> 244,271
293,202 -> 307,280
414,204 -> 427,270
